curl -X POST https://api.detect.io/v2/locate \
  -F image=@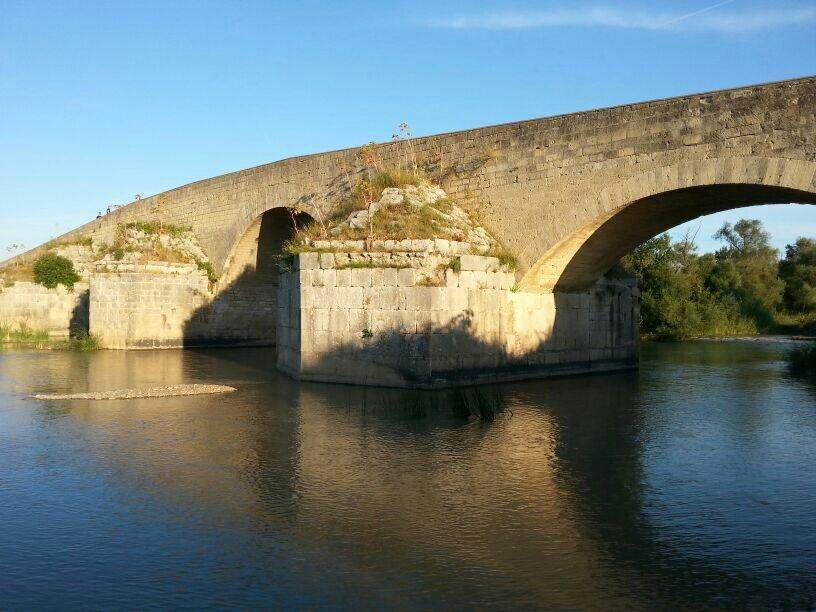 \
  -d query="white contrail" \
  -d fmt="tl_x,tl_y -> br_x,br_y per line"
656,0 -> 737,28
428,2 -> 816,33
